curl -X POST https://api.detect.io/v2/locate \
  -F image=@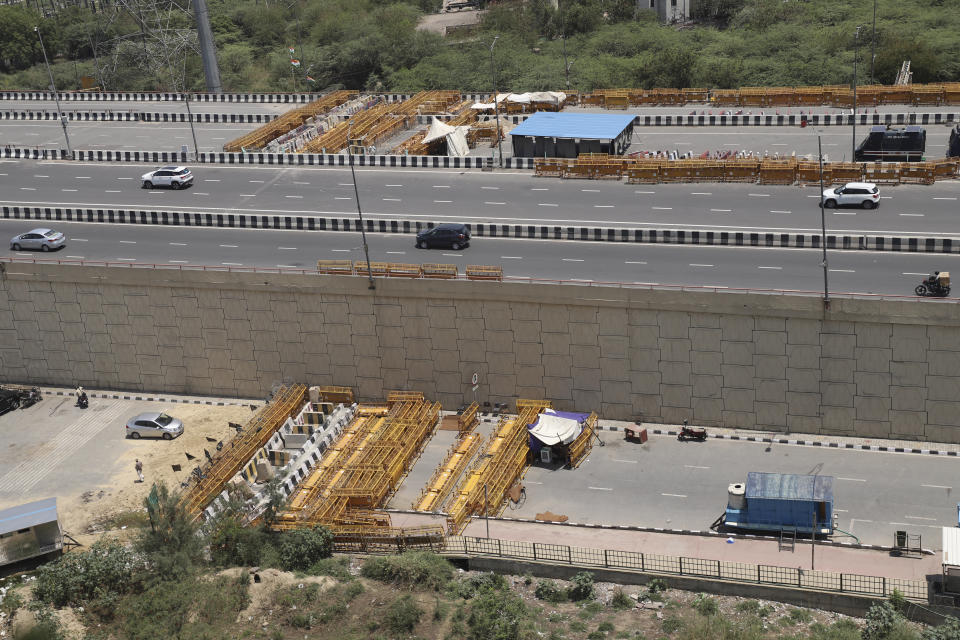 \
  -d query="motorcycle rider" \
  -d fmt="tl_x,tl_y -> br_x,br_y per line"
926,271 -> 941,288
